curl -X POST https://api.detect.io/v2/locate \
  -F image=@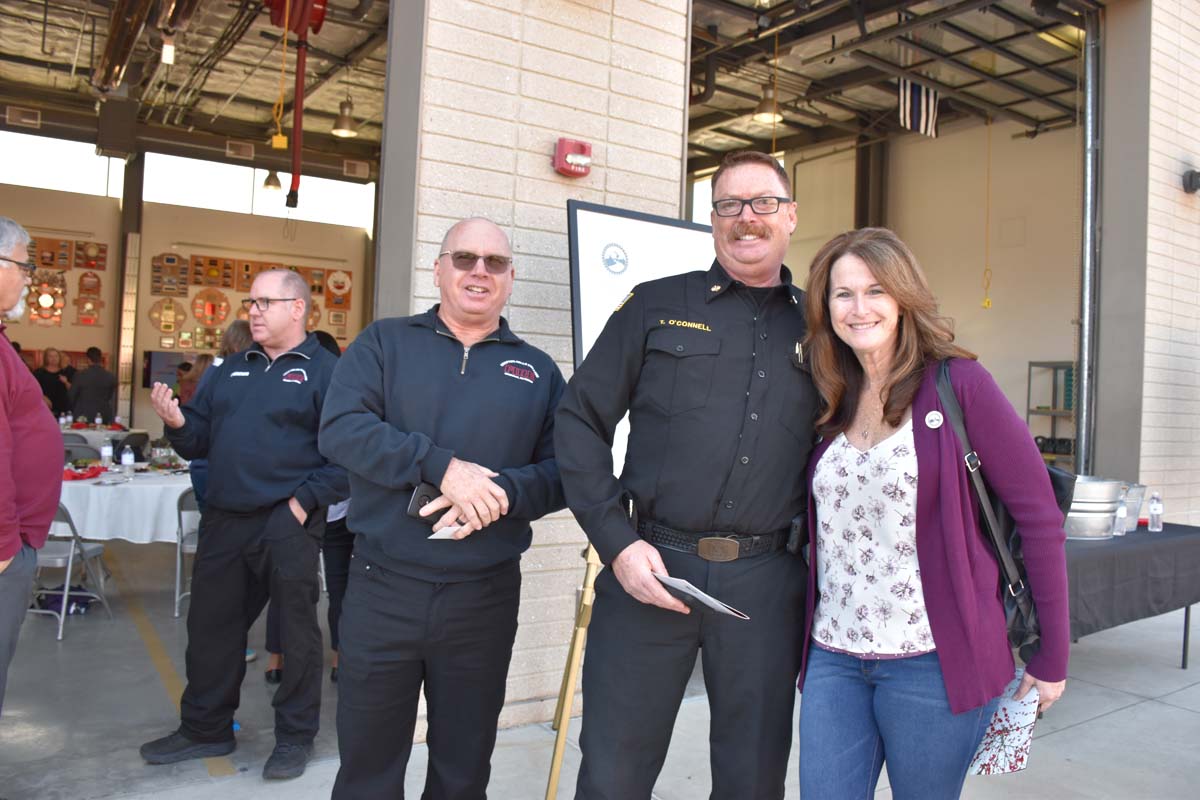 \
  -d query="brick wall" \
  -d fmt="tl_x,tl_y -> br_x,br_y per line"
1138,0 -> 1200,523
406,0 -> 690,733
